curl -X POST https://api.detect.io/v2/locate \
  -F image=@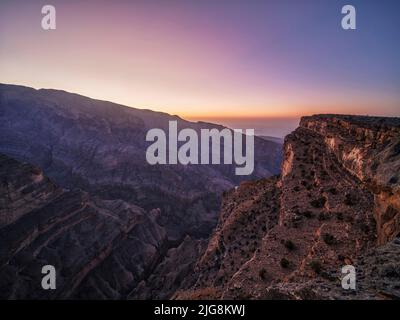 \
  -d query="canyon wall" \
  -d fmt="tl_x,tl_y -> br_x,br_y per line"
301,115 -> 400,244
178,115 -> 400,299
